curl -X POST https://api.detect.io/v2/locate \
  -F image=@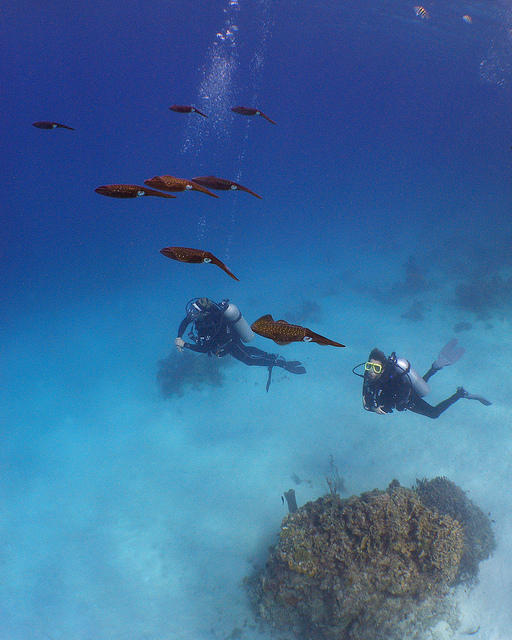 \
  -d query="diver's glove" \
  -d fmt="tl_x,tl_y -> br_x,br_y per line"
175,337 -> 186,353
